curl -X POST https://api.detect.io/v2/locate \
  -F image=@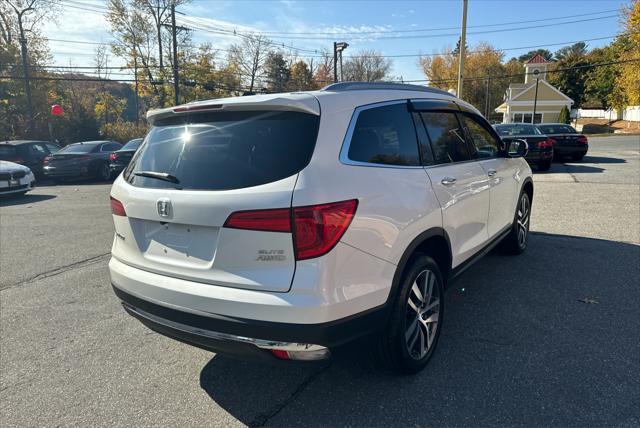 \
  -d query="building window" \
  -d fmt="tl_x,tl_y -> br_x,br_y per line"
512,113 -> 543,124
